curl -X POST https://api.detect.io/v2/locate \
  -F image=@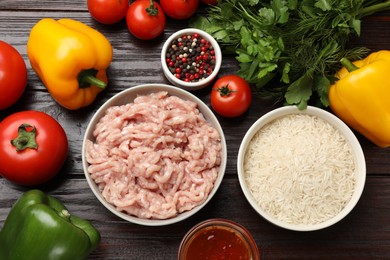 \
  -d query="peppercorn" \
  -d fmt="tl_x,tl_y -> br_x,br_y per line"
165,33 -> 216,83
